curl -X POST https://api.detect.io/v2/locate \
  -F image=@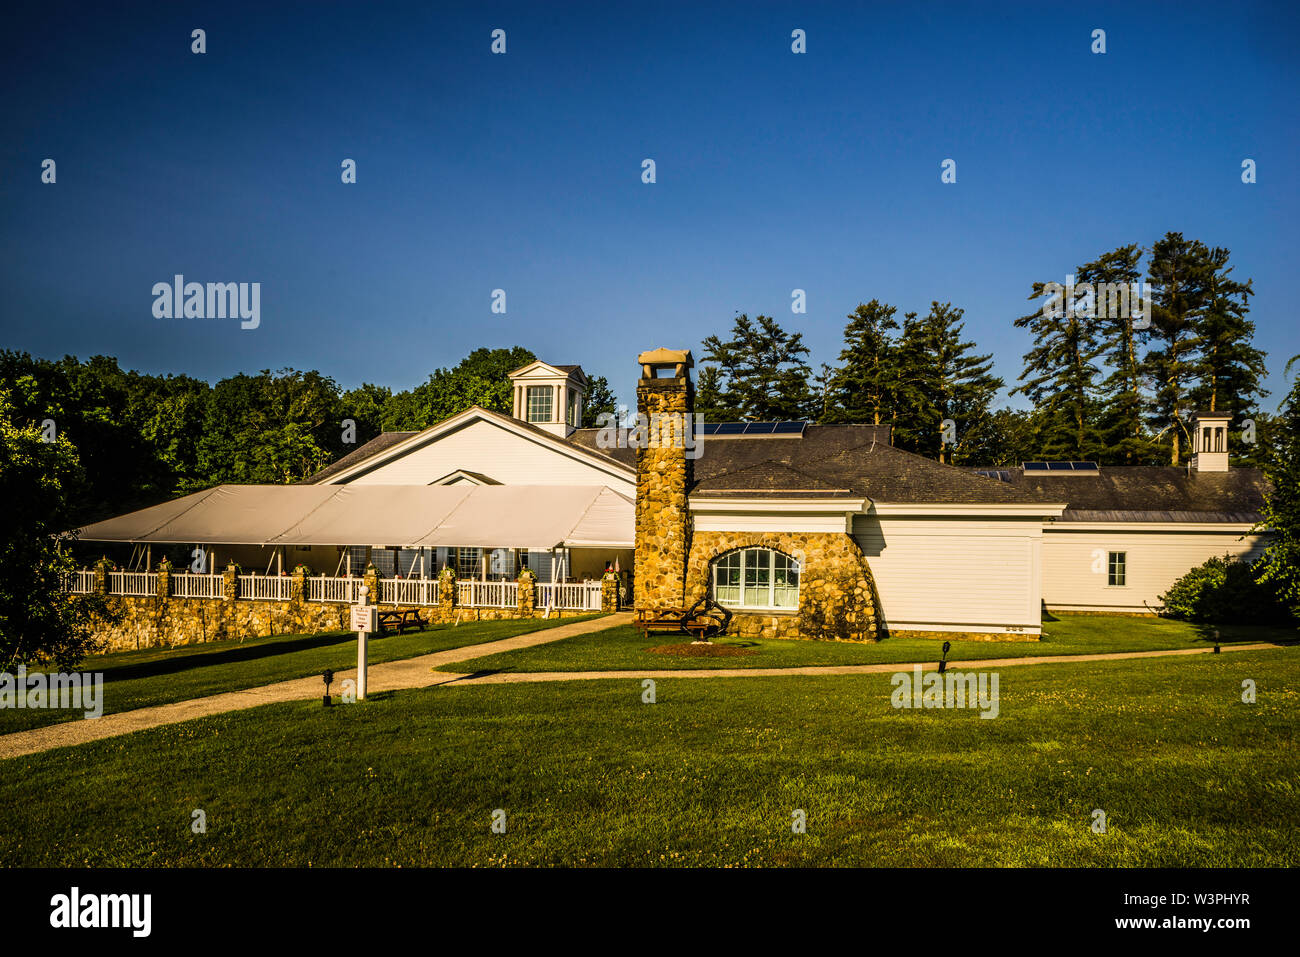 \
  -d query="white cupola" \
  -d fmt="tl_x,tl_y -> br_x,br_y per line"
1189,412 -> 1232,473
508,360 -> 587,438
